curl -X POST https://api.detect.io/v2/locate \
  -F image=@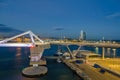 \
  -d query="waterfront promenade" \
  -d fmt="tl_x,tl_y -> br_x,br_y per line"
62,58 -> 120,80
88,58 -> 120,76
